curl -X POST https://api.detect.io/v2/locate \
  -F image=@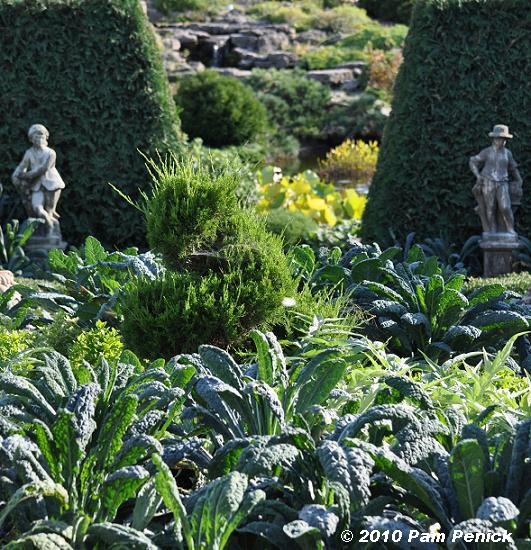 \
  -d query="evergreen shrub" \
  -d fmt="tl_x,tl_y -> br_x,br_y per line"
358,0 -> 415,24
246,69 -> 330,140
175,71 -> 267,147
265,209 -> 319,247
361,0 -> 531,247
0,0 -> 182,247
120,157 -> 295,358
